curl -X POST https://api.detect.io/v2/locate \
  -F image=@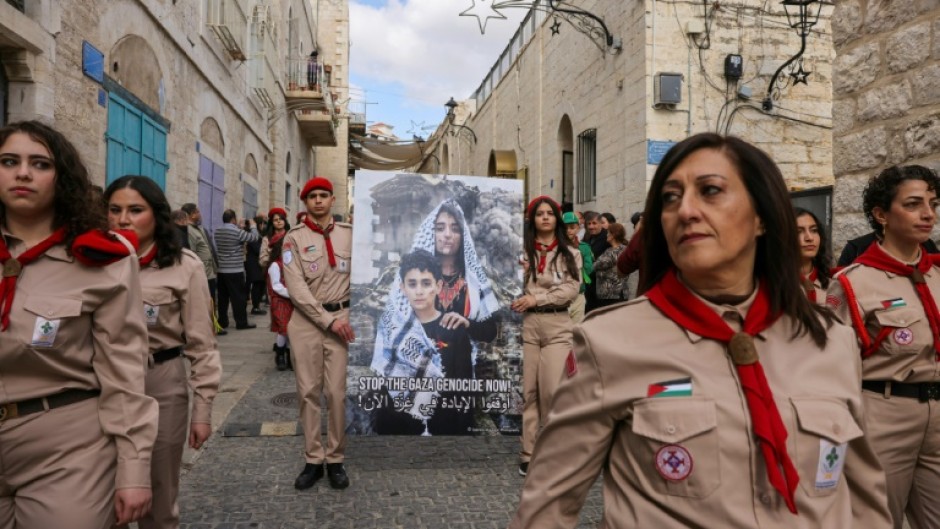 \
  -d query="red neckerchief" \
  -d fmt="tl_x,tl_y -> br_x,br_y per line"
138,245 -> 158,268
800,267 -> 818,302
0,227 -> 68,331
855,243 -> 940,358
645,268 -> 799,514
534,238 -> 558,274
303,217 -> 336,267
71,229 -> 138,266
